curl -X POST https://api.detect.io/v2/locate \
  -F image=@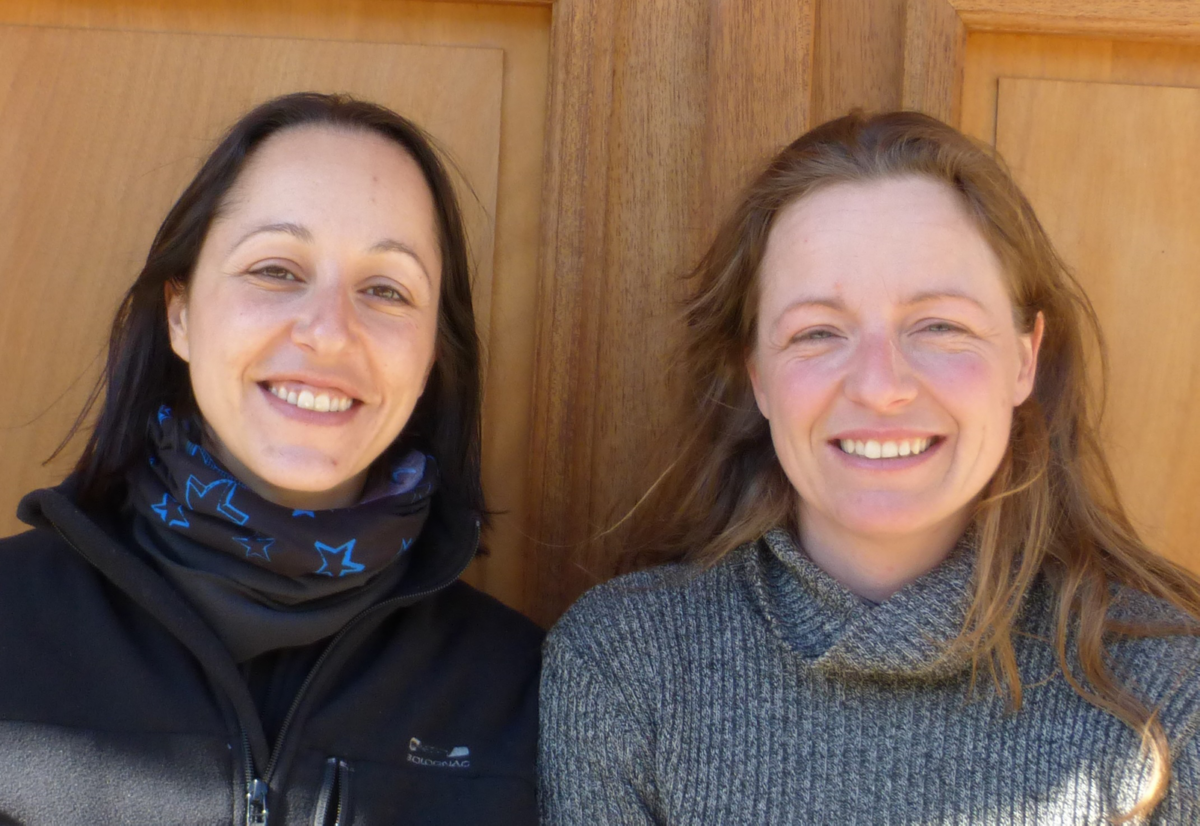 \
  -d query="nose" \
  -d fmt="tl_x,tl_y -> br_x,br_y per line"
842,330 -> 918,411
291,278 -> 355,354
